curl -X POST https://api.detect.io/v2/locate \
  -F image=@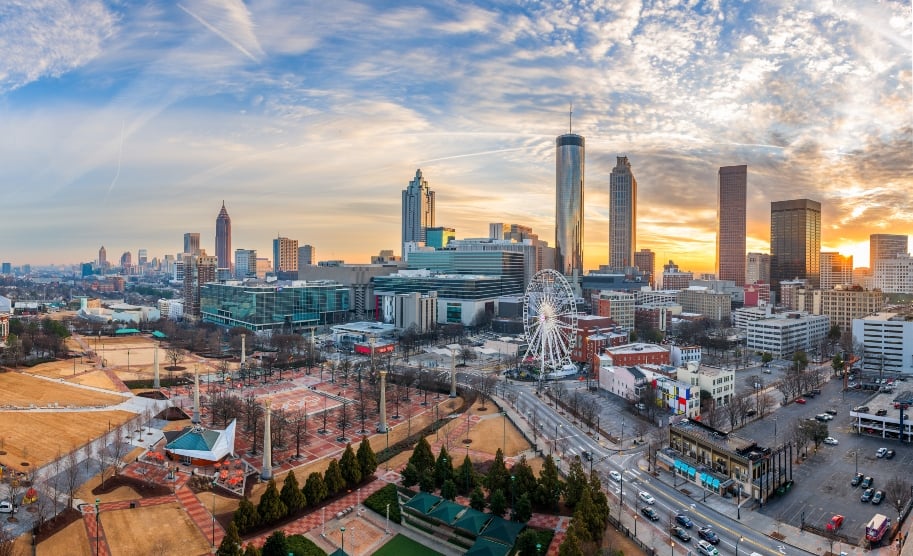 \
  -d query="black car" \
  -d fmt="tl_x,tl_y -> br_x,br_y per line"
851,473 -> 864,487
826,409 -> 838,415
861,488 -> 875,502
698,527 -> 720,544
641,506 -> 660,521
886,450 -> 896,459
675,514 -> 694,528
671,525 -> 692,542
